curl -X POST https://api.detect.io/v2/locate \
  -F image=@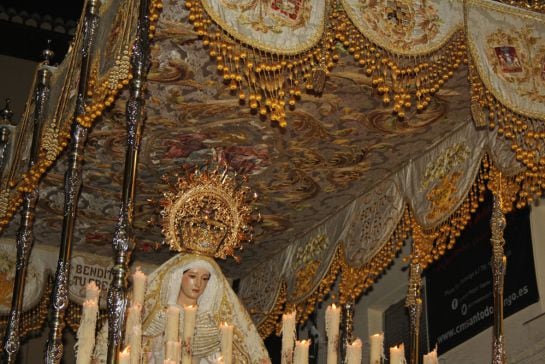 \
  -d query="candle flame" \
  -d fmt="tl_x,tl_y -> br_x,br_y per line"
121,346 -> 130,354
